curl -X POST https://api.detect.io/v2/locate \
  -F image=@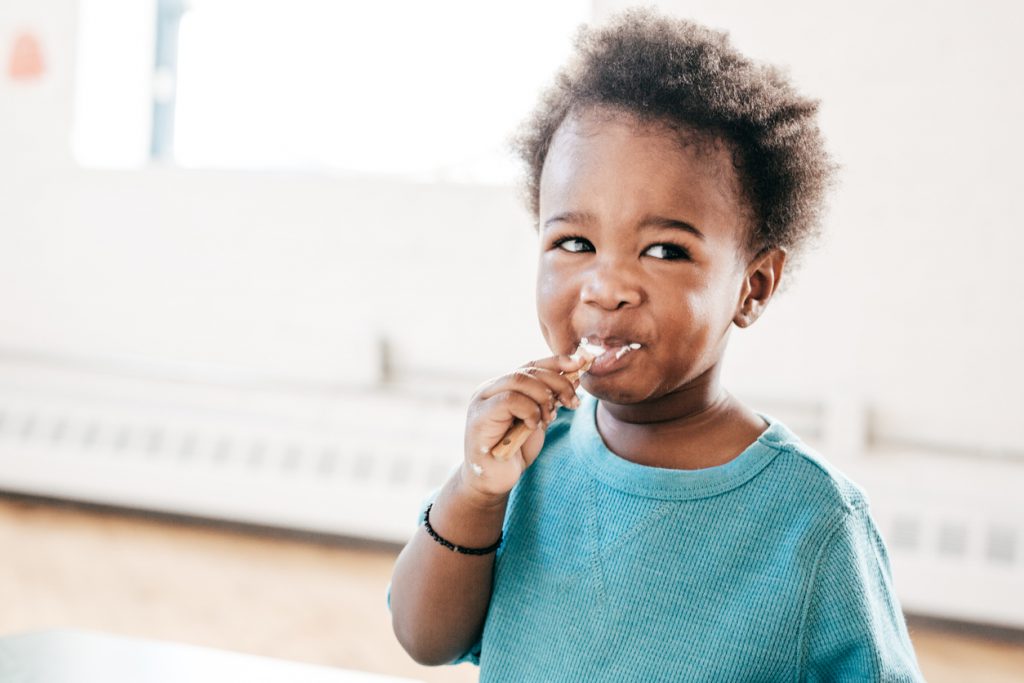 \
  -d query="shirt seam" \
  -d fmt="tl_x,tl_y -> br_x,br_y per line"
793,504 -> 871,682
794,509 -> 849,683
583,438 -> 791,502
